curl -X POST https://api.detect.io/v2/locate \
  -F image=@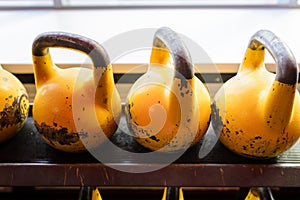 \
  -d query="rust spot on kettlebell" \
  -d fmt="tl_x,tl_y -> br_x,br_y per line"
211,101 -> 223,133
35,121 -> 88,146
149,135 -> 160,142
103,97 -> 108,105
0,95 -> 28,131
